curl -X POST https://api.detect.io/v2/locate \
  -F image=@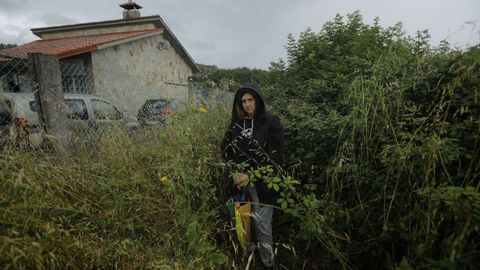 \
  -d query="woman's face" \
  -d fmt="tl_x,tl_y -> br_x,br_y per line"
241,92 -> 256,117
